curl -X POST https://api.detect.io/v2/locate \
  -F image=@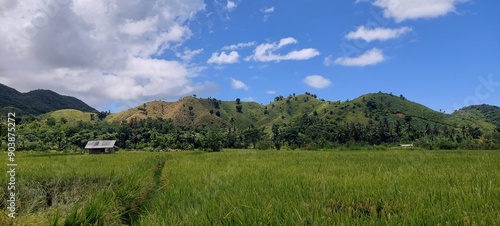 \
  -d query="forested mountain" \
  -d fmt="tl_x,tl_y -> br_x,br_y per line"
0,83 -> 97,115
2,89 -> 499,151
108,92 -> 498,134
453,105 -> 500,130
